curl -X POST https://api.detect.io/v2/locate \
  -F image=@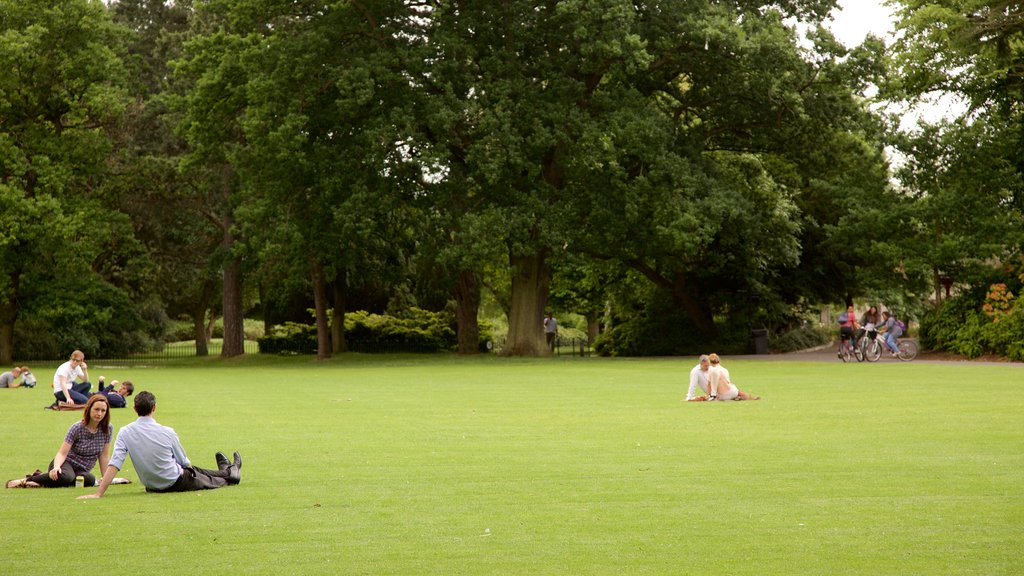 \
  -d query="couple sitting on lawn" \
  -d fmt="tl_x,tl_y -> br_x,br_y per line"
686,353 -> 761,402
8,390 -> 243,496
